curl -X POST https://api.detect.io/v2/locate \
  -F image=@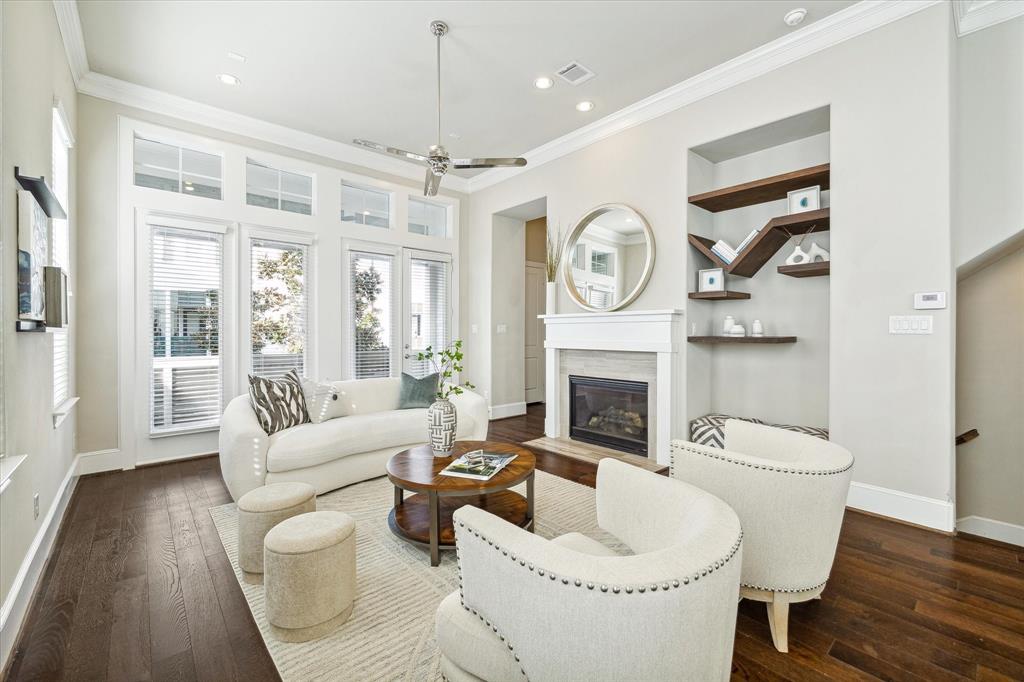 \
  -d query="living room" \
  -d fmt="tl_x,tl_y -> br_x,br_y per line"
1,1 -> 1022,680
